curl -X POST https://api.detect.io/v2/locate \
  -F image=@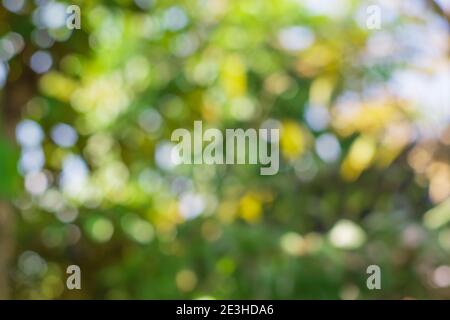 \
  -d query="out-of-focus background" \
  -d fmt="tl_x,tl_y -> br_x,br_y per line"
0,0 -> 449,299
